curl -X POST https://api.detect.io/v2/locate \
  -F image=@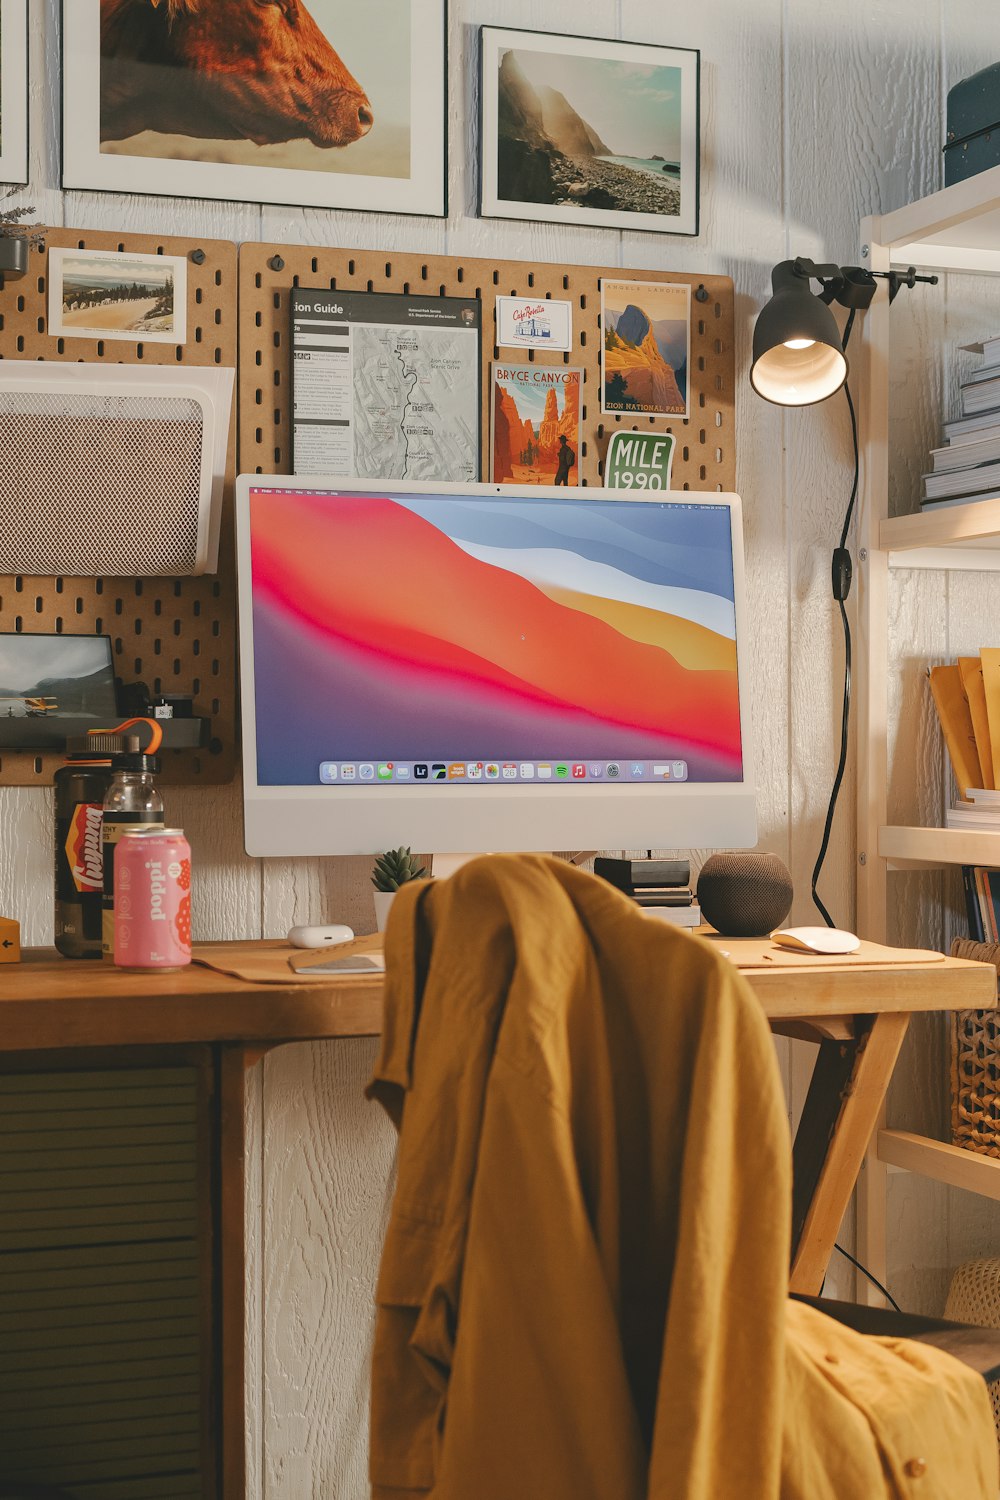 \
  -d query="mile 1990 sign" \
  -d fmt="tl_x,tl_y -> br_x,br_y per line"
604,429 -> 675,490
